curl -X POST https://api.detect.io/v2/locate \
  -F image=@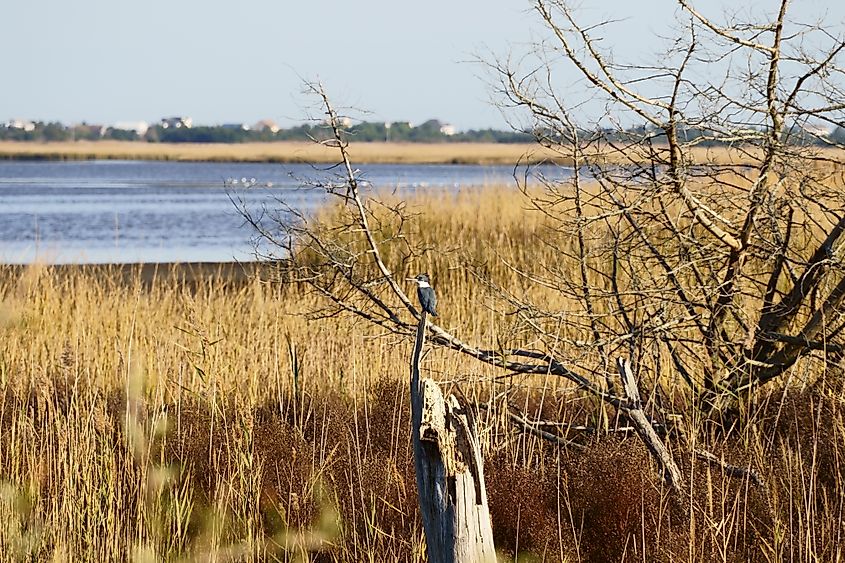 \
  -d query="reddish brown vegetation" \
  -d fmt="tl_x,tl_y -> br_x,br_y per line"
2,374 -> 842,561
